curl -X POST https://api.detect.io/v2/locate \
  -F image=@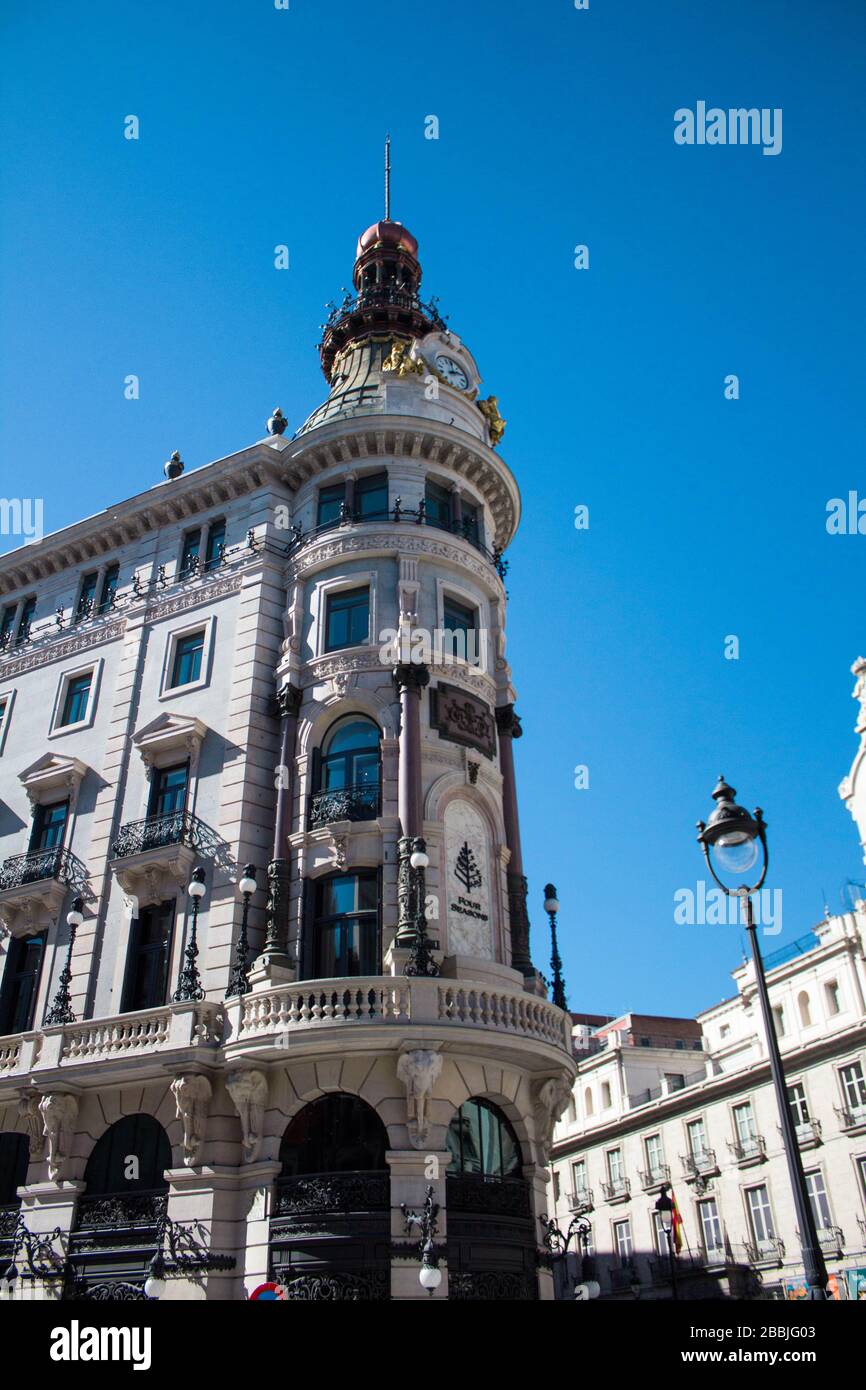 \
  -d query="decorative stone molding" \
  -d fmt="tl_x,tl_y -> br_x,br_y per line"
38,1092 -> 78,1181
0,620 -> 126,677
532,1073 -> 573,1165
131,712 -> 208,776
17,1093 -> 46,1160
430,681 -> 496,760
852,657 -> 866,736
396,1048 -> 443,1150
143,571 -> 244,624
225,1069 -> 269,1163
19,753 -> 90,811
287,527 -> 505,591
171,1073 -> 213,1167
